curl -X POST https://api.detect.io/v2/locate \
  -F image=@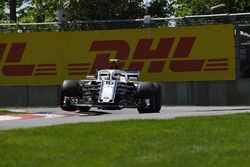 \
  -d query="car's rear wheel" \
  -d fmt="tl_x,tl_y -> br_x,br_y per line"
136,82 -> 161,114
153,83 -> 162,113
60,80 -> 82,111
